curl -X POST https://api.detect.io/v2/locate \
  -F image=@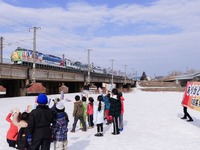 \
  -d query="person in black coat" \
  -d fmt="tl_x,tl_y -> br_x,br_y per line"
109,88 -> 121,135
27,94 -> 55,150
